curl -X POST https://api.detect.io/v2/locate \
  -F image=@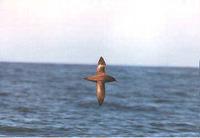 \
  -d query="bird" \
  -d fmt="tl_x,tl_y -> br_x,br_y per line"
84,57 -> 116,105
